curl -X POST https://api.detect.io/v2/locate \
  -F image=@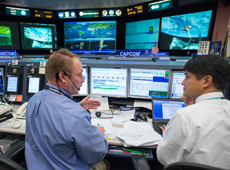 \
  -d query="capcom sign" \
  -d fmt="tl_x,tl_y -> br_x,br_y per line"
119,51 -> 141,57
